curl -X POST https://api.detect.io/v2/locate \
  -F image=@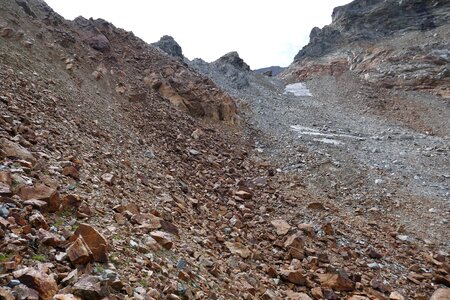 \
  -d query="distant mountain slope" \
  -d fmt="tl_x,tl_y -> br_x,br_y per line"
254,66 -> 285,76
283,0 -> 450,98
